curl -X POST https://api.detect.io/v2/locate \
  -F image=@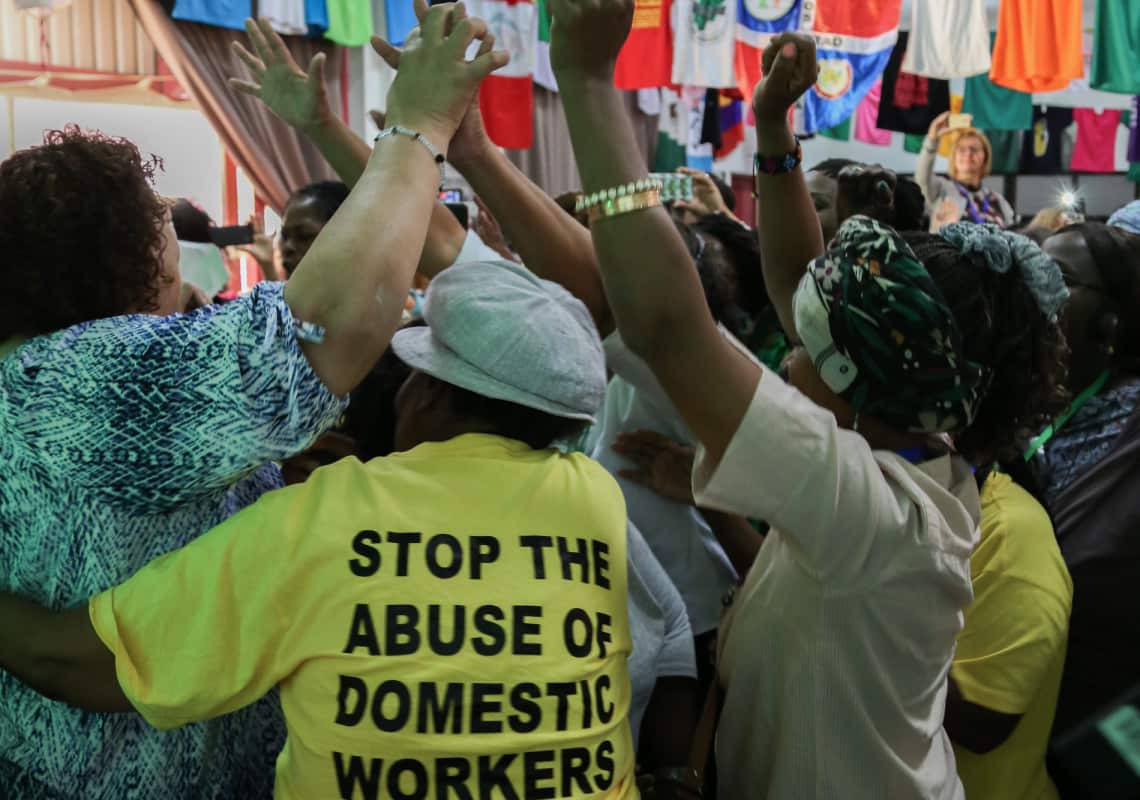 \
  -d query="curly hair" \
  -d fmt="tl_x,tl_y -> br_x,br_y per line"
0,127 -> 167,340
902,232 -> 1070,466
